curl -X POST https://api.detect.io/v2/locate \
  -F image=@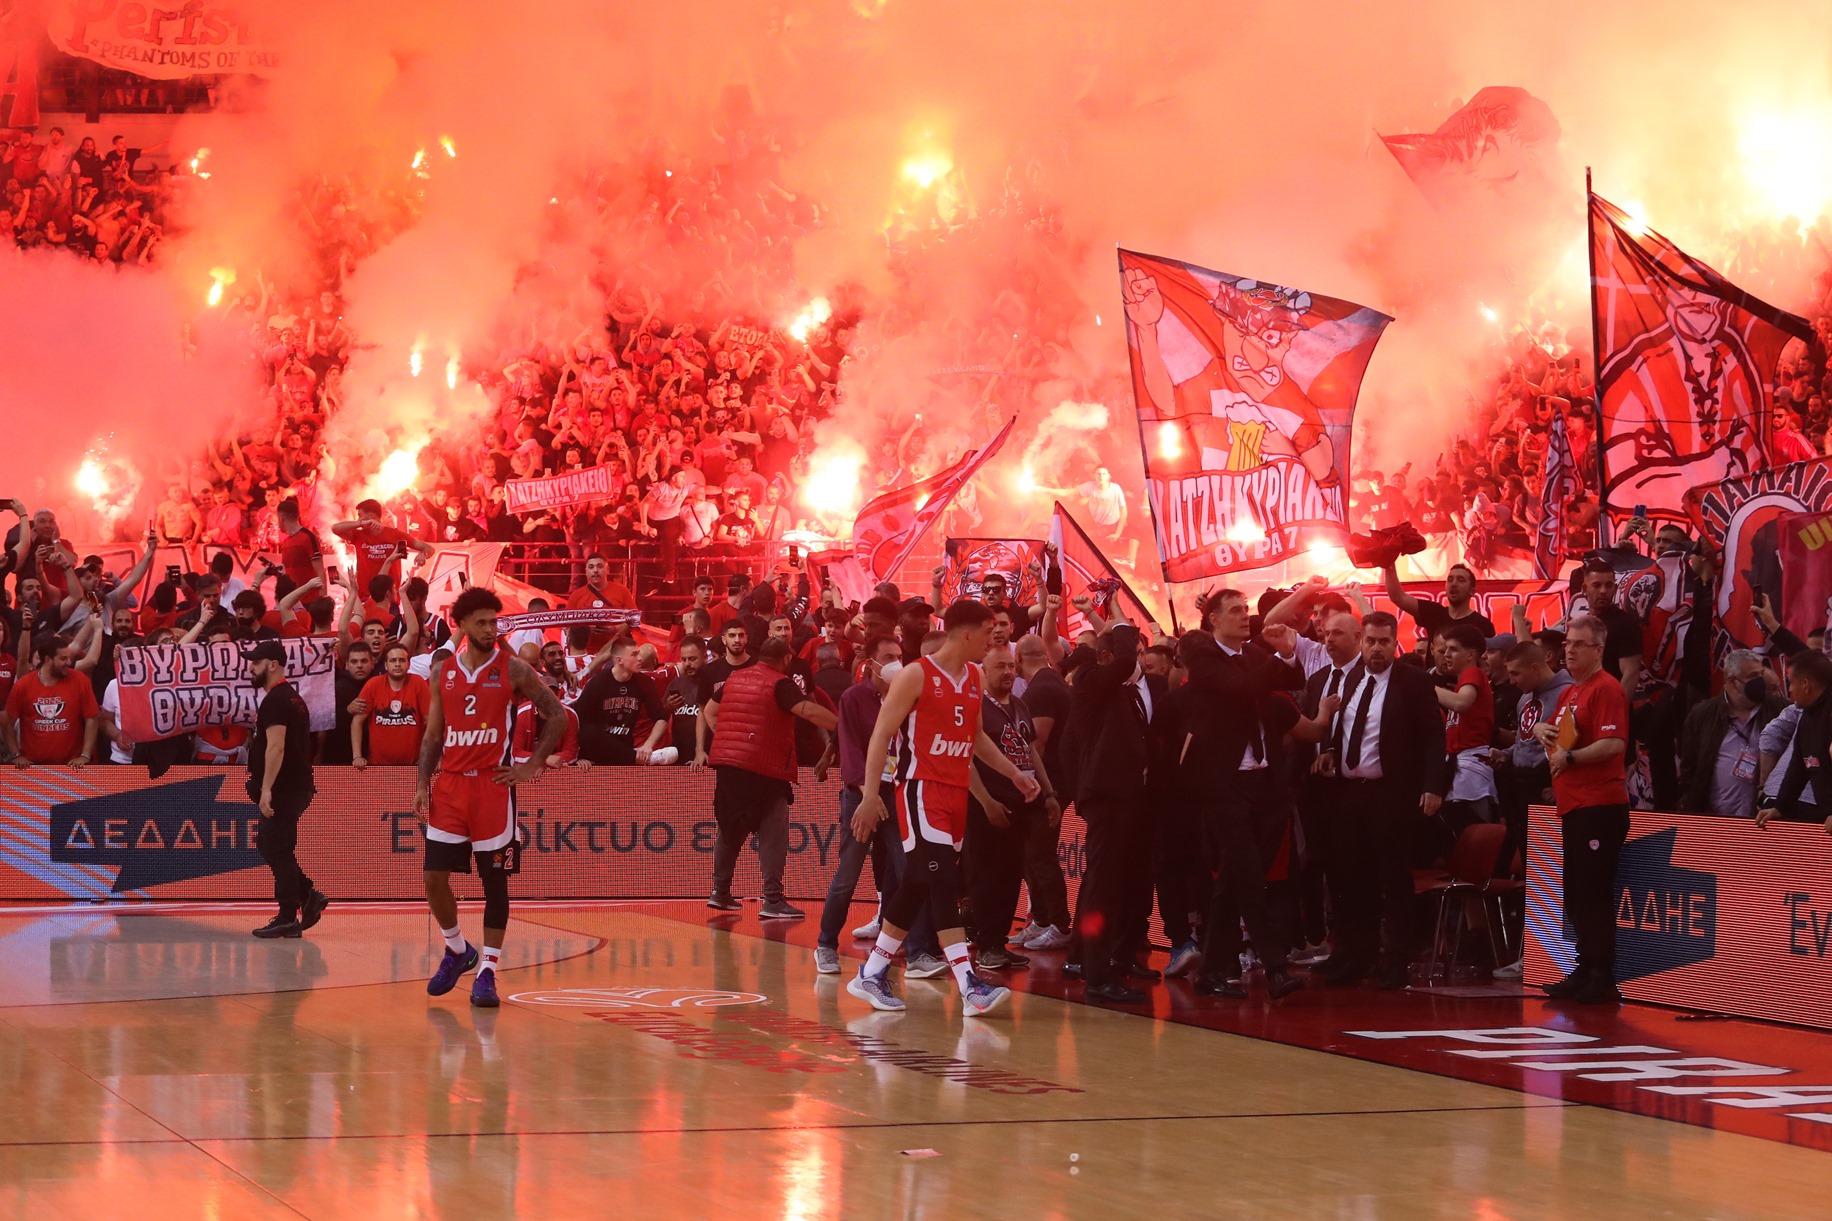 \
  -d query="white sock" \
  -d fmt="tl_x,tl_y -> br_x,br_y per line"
946,943 -> 975,993
481,945 -> 501,974
442,925 -> 465,954
864,931 -> 903,980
